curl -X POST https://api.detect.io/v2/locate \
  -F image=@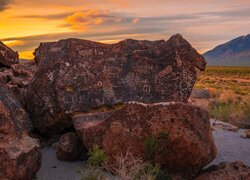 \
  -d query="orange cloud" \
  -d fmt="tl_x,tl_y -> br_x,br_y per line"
66,10 -> 110,30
